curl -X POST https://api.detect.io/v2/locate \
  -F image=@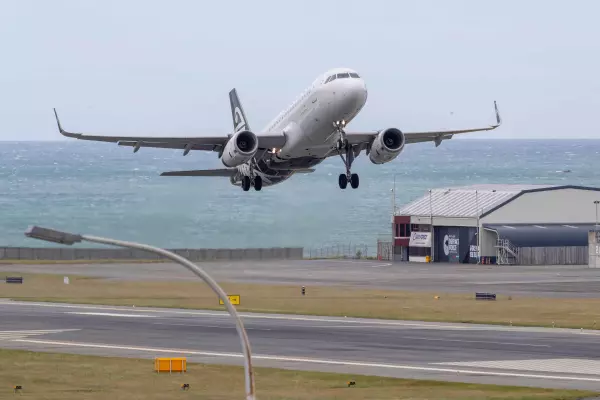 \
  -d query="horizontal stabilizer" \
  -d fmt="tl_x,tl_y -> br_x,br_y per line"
160,169 -> 236,177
